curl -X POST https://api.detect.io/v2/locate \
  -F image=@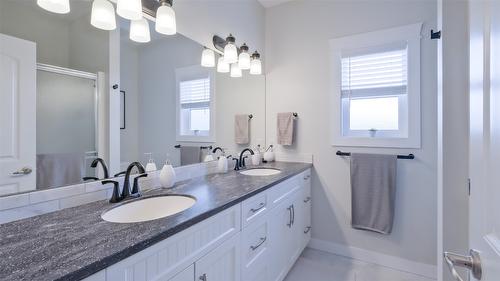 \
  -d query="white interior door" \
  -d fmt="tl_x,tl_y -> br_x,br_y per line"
0,34 -> 36,196
446,1 -> 500,280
